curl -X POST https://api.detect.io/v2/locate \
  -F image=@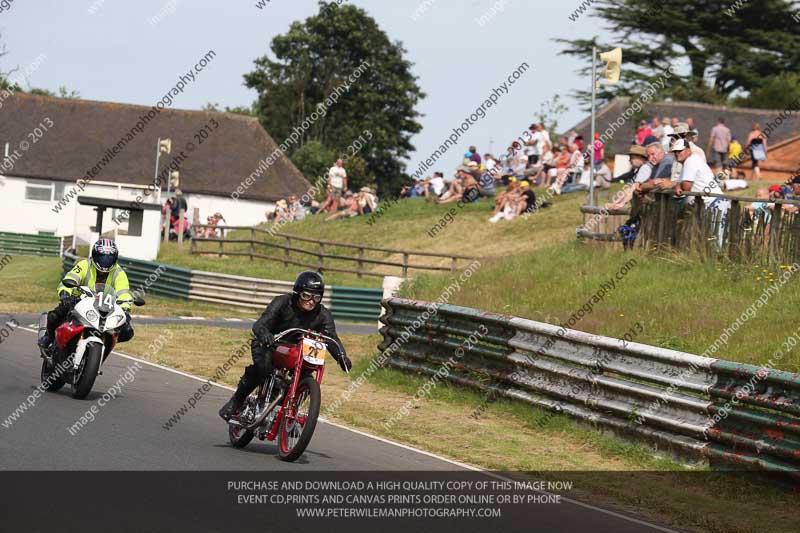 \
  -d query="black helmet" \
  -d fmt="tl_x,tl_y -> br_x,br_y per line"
292,271 -> 325,305
91,239 -> 119,273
